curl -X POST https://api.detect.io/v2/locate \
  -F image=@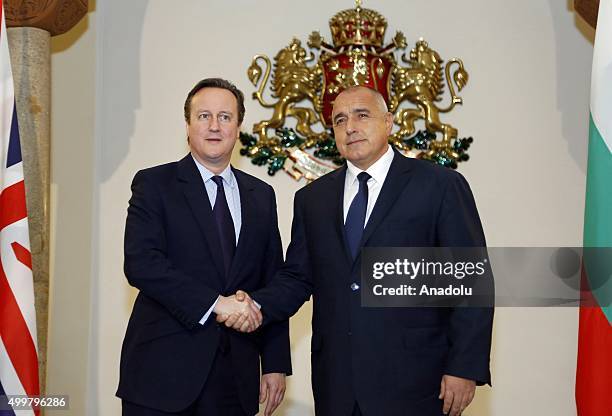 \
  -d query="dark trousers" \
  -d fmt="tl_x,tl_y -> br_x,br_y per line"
122,348 -> 247,416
